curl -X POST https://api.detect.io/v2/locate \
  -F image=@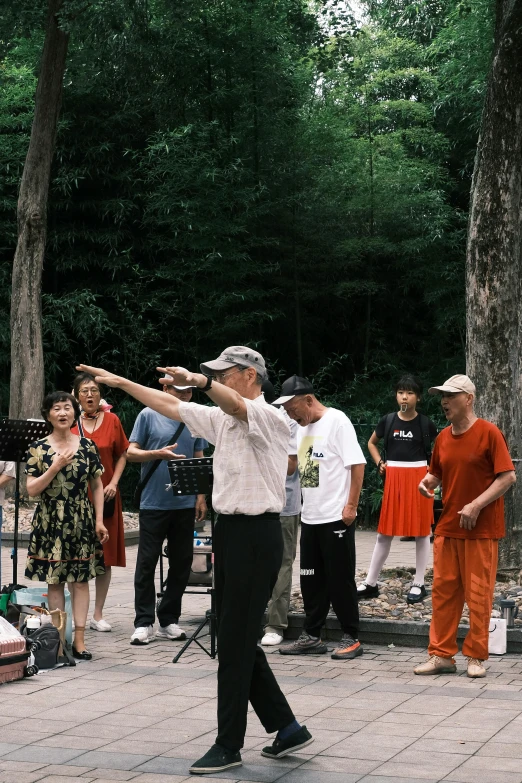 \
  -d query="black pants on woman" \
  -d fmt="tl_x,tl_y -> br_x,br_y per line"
300,520 -> 359,639
214,513 -> 295,752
